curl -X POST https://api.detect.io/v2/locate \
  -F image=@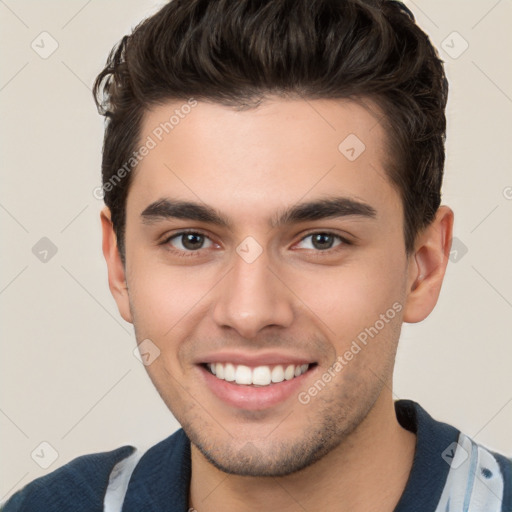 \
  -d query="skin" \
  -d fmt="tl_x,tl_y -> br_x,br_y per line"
101,97 -> 453,511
